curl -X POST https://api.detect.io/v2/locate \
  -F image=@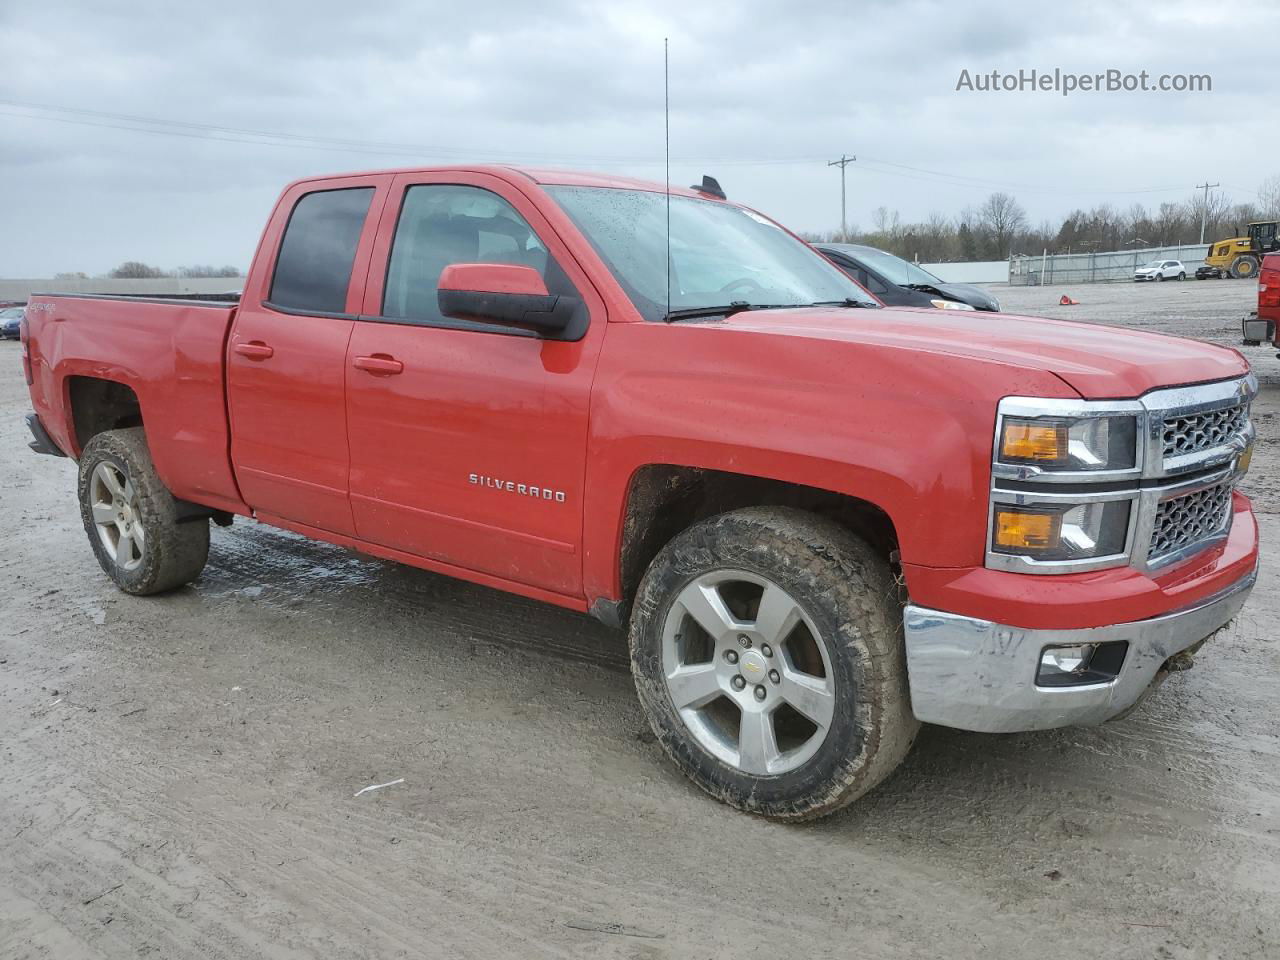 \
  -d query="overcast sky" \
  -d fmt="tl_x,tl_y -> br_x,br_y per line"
2,0 -> 1278,277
